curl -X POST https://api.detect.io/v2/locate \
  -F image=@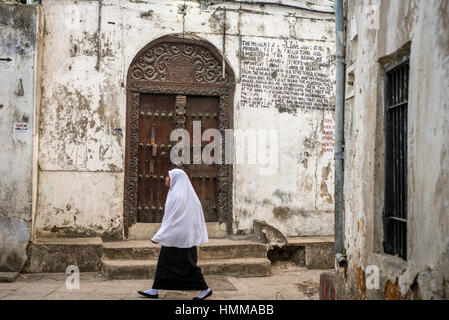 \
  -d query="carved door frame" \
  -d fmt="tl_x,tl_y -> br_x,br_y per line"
124,35 -> 235,238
